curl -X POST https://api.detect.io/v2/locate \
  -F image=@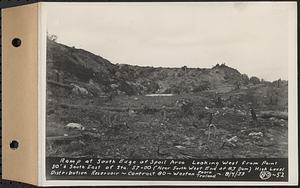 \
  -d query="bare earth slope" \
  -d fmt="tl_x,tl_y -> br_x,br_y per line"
47,40 -> 251,95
